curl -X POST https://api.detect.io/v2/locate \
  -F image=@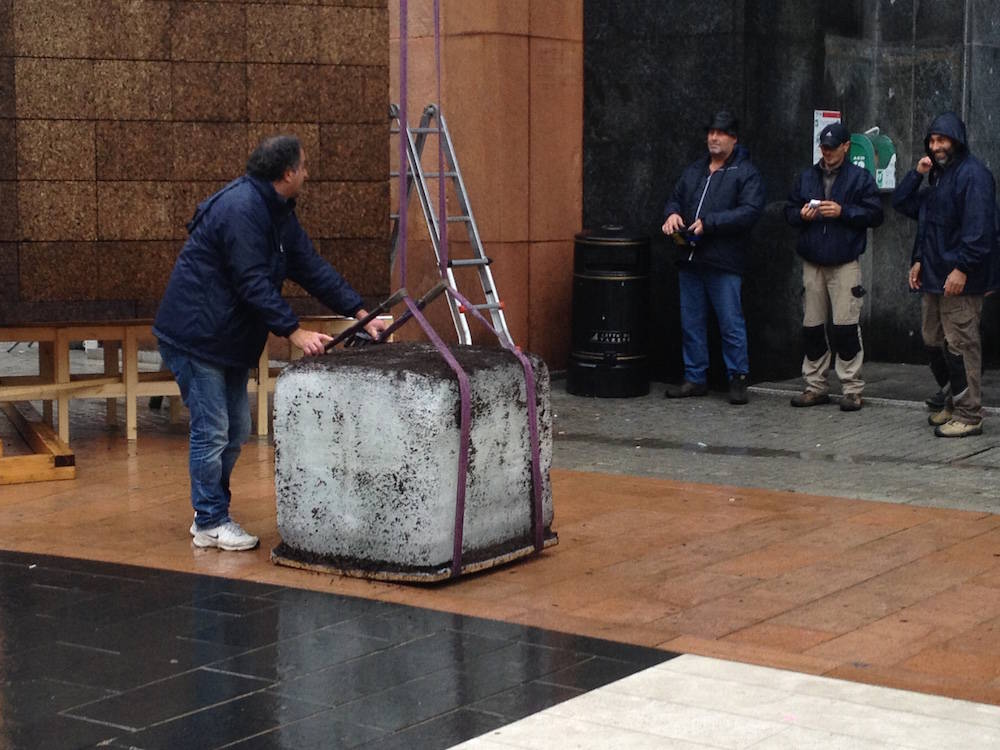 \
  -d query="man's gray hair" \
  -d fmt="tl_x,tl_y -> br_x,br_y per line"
247,135 -> 302,181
